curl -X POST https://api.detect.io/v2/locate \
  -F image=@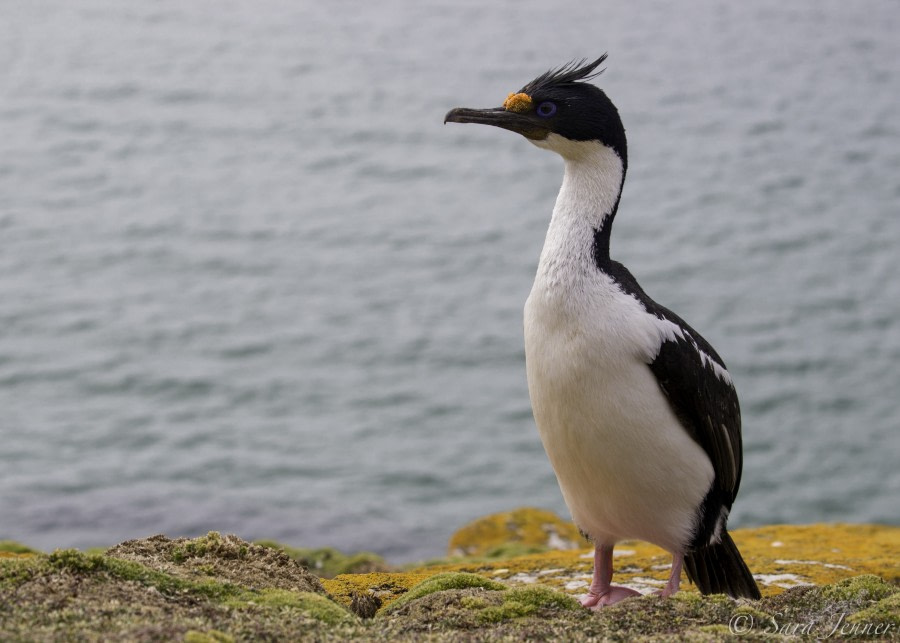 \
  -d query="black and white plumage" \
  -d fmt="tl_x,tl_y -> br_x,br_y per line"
445,55 -> 760,604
